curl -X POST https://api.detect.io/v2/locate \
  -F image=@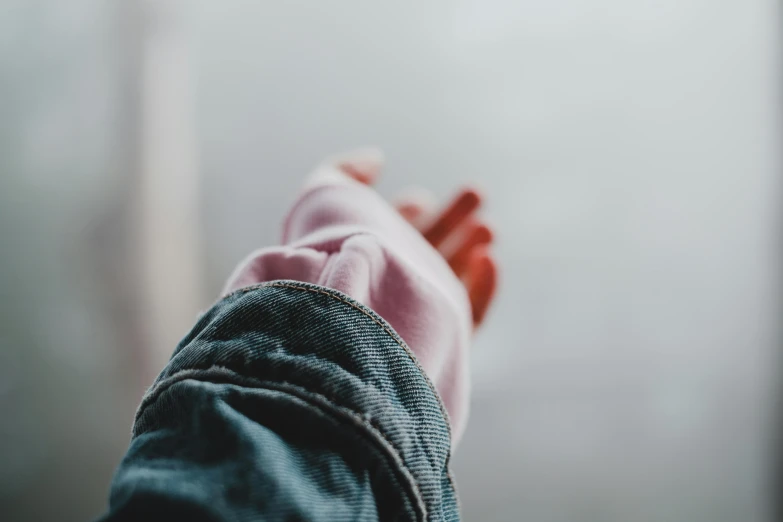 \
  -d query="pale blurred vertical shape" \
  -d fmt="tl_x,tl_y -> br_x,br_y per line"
137,0 -> 204,376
